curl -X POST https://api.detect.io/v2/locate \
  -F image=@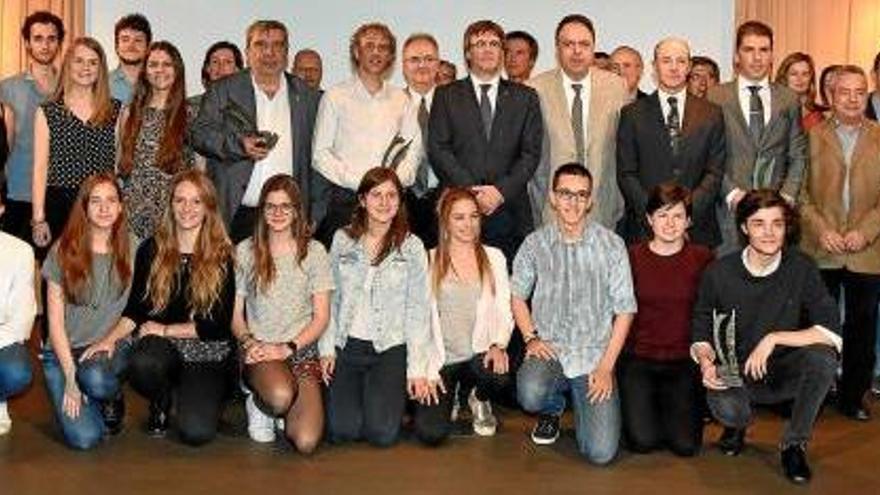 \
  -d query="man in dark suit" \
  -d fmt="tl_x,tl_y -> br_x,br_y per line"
617,37 -> 725,247
708,21 -> 807,254
428,19 -> 543,260
866,51 -> 880,121
191,20 -> 320,243
611,46 -> 646,101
